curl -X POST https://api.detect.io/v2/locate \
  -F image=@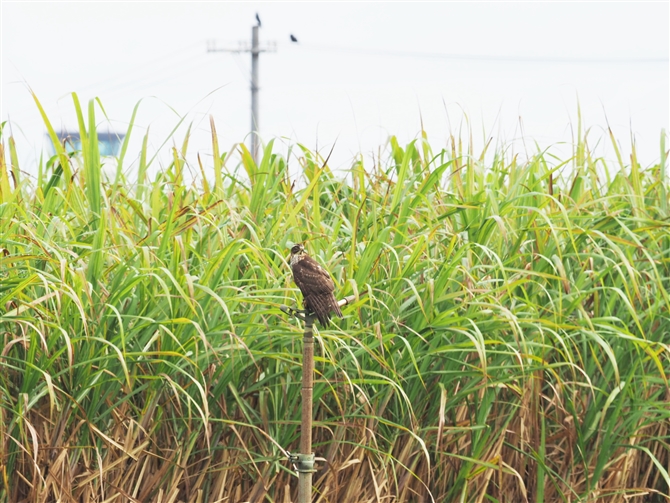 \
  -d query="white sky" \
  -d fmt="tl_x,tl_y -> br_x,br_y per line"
1,1 -> 668,179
